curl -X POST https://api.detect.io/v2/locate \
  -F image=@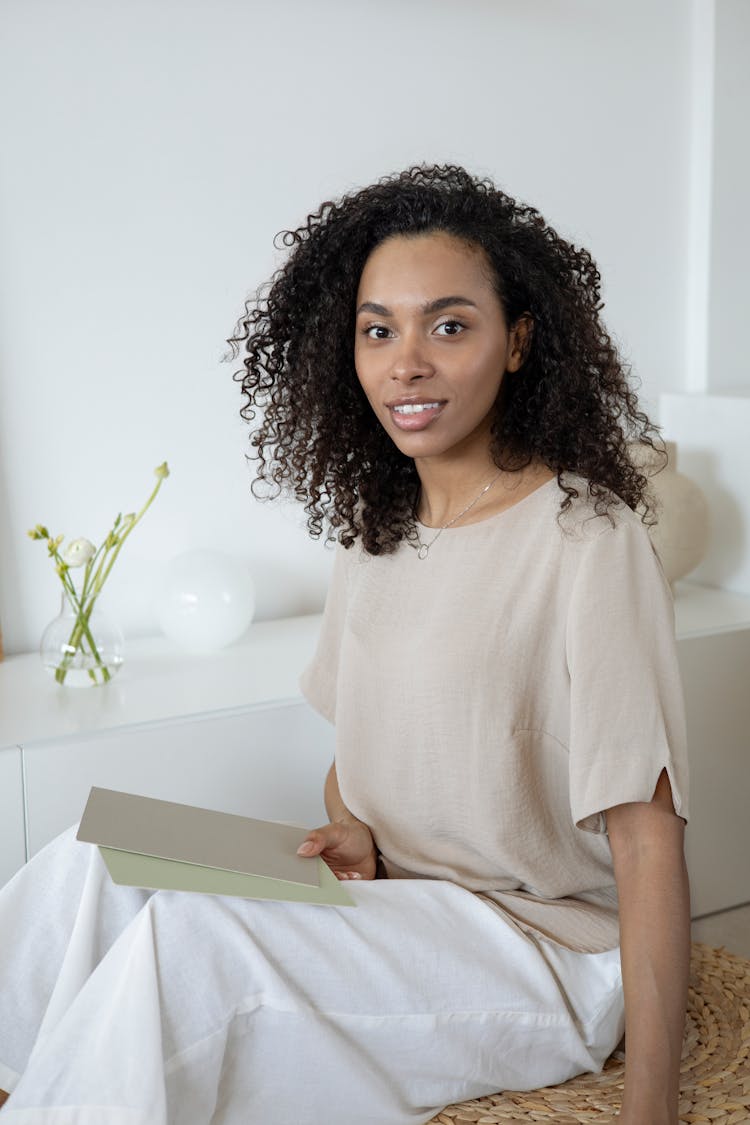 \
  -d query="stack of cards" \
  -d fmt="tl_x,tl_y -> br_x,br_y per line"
77,787 -> 355,906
